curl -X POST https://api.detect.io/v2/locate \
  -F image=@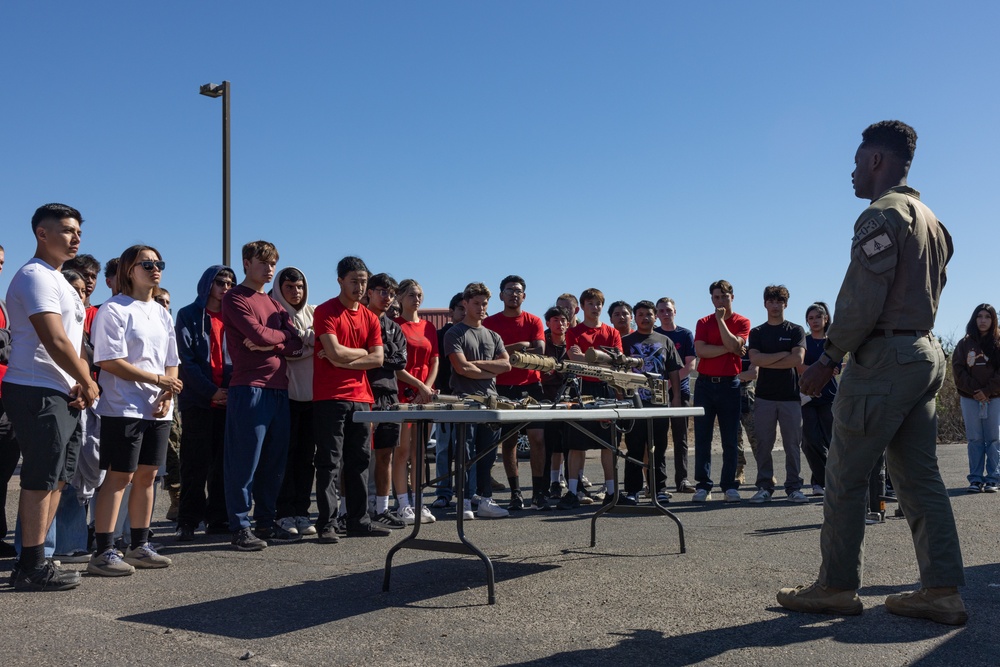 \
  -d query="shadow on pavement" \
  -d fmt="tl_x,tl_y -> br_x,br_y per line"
498,562 -> 1000,667
120,557 -> 558,638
